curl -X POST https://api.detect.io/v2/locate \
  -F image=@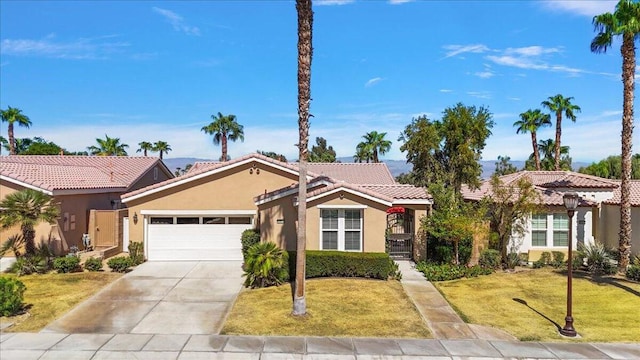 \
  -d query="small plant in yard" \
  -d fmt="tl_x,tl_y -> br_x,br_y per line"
577,242 -> 617,275
533,251 -> 552,268
128,242 -> 144,265
9,256 -> 51,276
415,262 -> 492,281
241,229 -> 260,260
53,255 -> 81,273
479,249 -> 501,269
626,256 -> 640,282
0,277 -> 26,316
243,242 -> 288,288
107,256 -> 133,273
550,251 -> 565,268
83,257 -> 103,272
